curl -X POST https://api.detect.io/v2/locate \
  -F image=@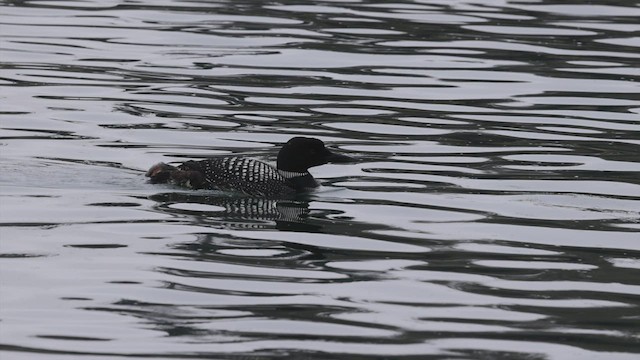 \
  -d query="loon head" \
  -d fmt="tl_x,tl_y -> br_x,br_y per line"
276,137 -> 354,173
